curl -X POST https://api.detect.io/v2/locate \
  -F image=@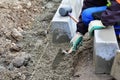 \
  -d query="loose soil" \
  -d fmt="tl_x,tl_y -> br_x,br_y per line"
0,0 -> 115,80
